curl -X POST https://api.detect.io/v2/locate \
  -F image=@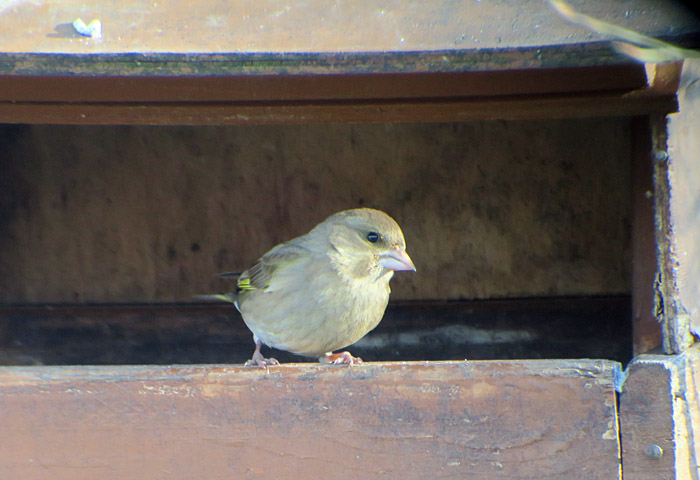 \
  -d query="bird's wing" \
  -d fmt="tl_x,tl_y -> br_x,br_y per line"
238,242 -> 311,293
